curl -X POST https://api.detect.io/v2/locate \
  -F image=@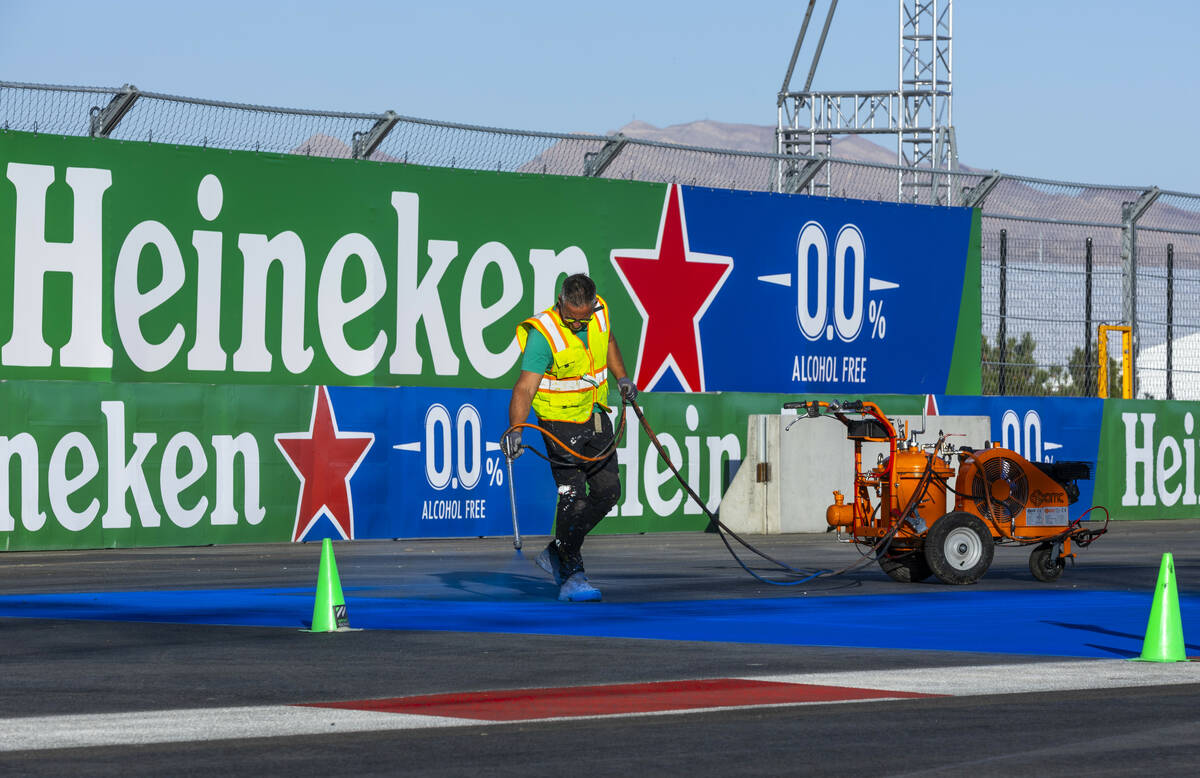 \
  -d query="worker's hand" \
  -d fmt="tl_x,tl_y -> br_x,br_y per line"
618,376 -> 638,402
500,429 -> 523,460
